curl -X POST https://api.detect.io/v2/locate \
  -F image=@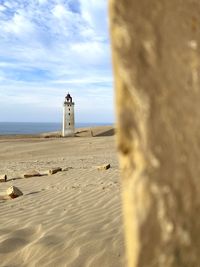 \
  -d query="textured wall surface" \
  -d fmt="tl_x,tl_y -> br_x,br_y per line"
62,102 -> 75,137
109,1 -> 200,266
